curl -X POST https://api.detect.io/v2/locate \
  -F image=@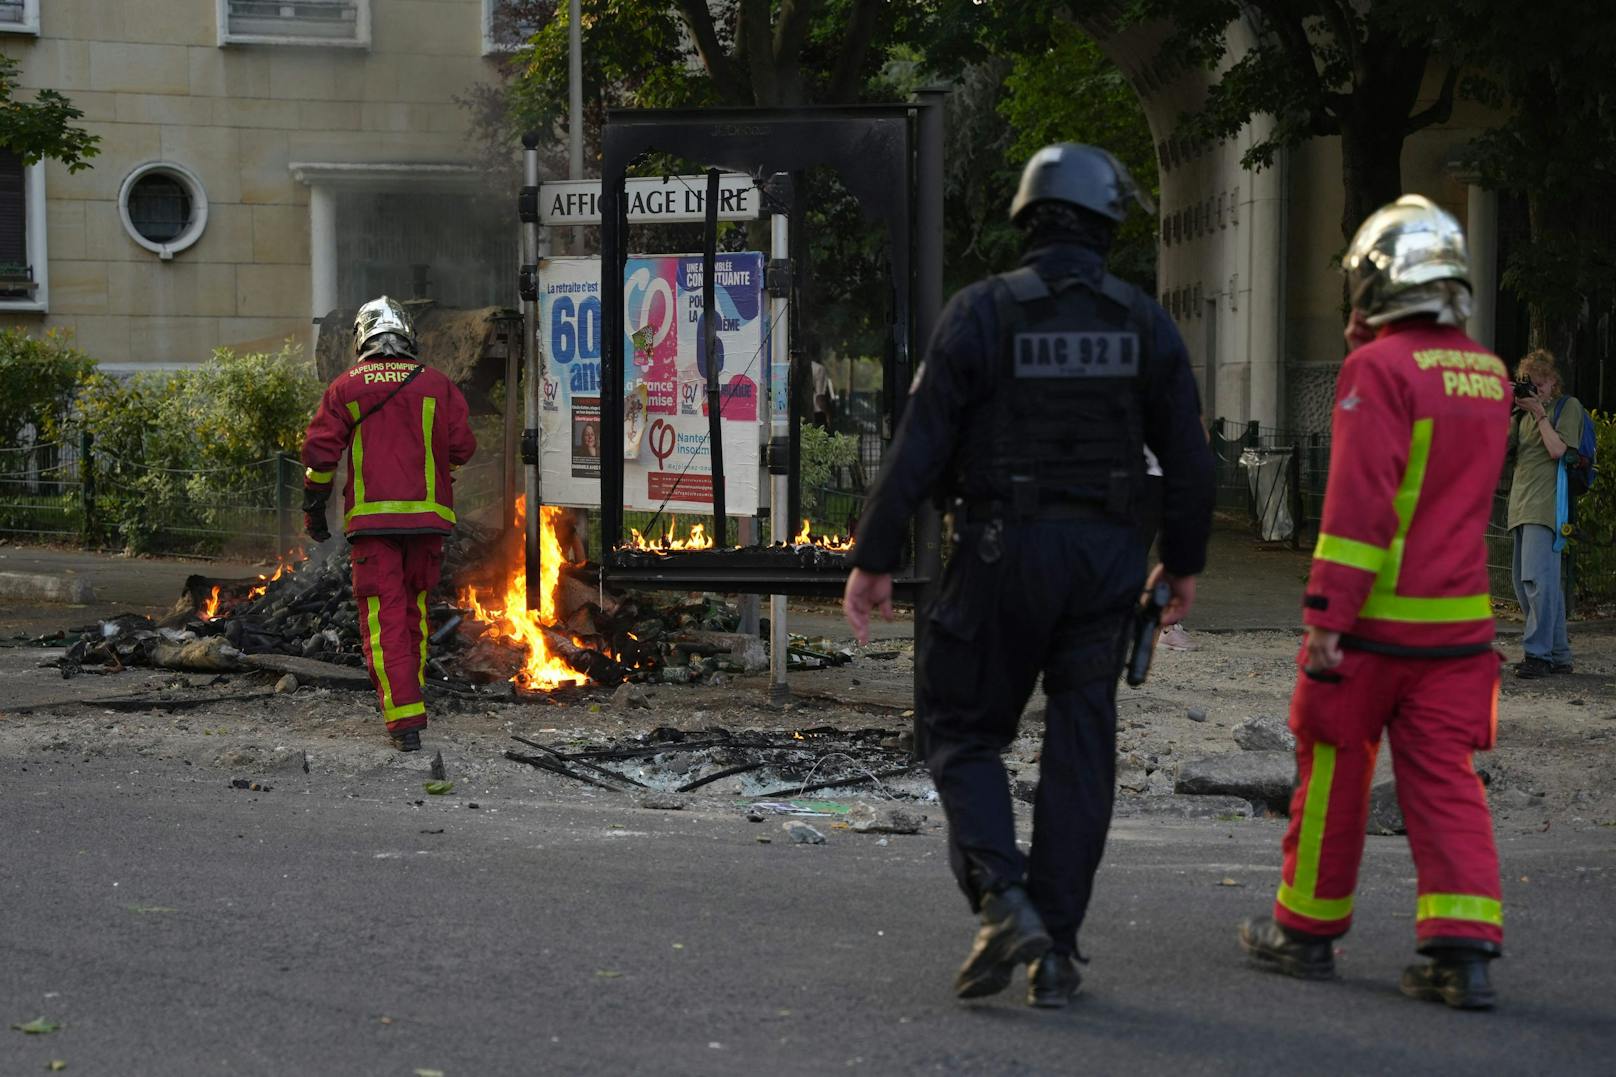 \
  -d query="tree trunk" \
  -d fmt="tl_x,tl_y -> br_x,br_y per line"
1337,118 -> 1407,242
